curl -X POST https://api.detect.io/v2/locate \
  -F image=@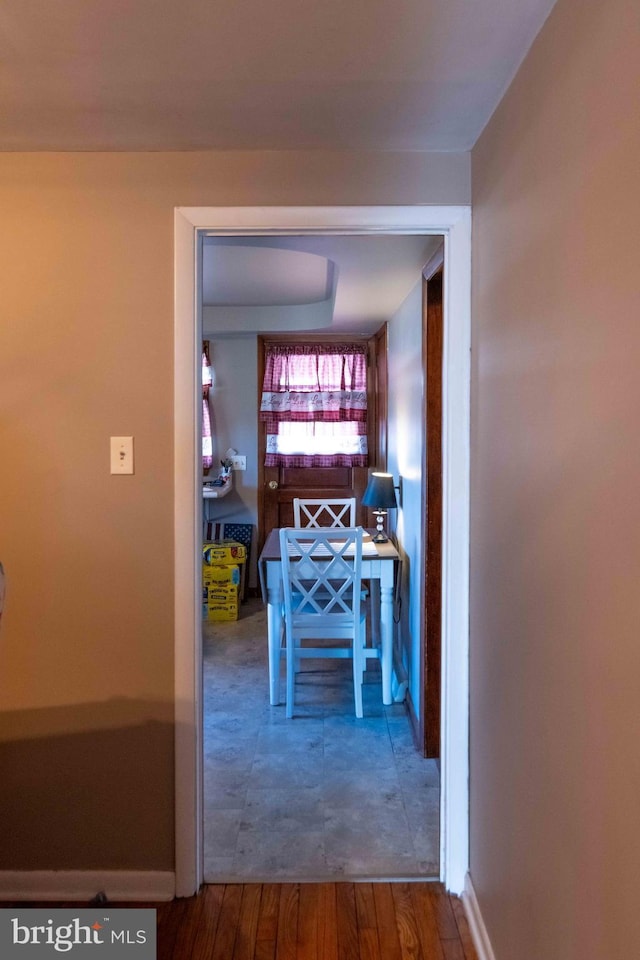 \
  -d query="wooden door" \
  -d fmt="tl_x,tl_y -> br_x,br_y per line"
257,335 -> 382,549
262,463 -> 367,533
421,249 -> 444,759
